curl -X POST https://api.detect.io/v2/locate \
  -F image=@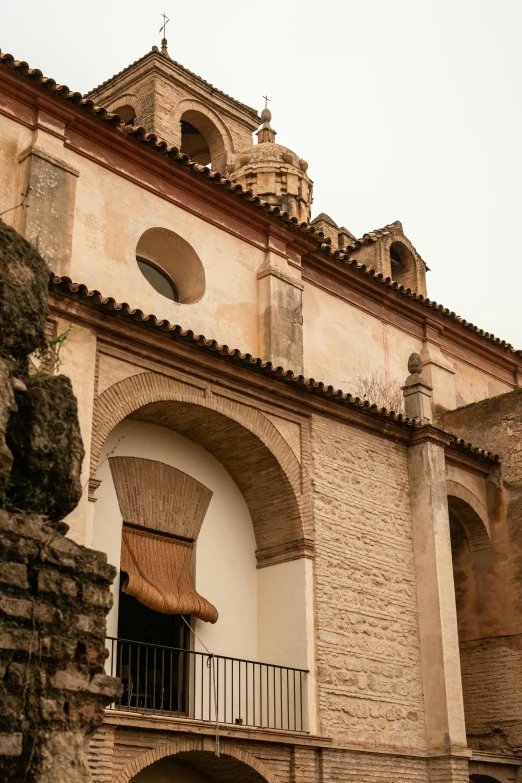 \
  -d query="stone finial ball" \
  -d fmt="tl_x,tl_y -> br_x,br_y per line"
260,107 -> 272,123
408,352 -> 423,375
299,159 -> 309,172
282,152 -> 294,164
